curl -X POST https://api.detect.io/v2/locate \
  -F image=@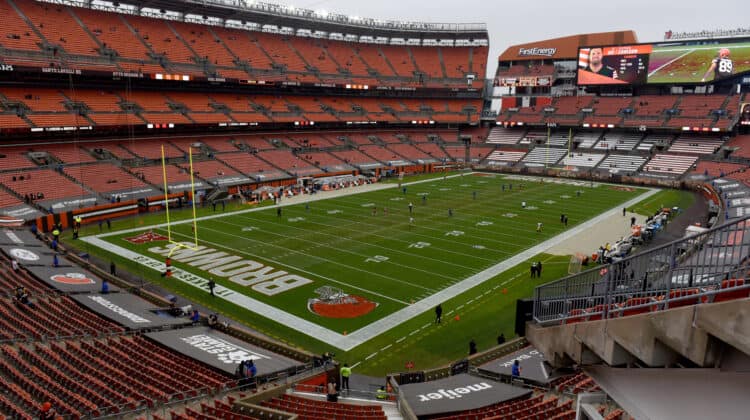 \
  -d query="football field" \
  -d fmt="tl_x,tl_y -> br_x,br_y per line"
81,173 -> 652,353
